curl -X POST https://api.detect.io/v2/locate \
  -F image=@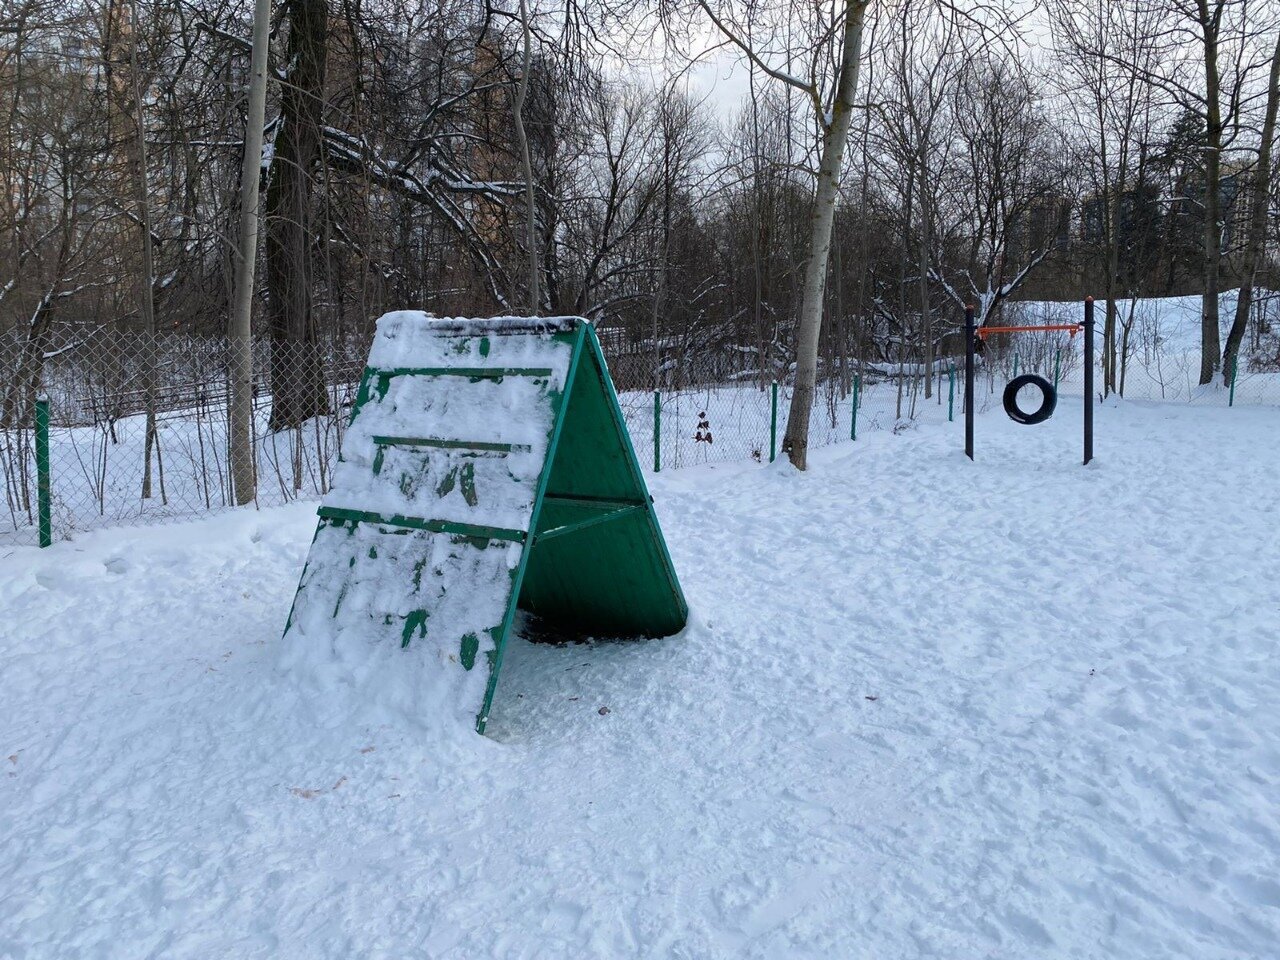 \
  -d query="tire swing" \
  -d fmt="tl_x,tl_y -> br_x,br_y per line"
1002,374 -> 1056,425
962,298 -> 1097,465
